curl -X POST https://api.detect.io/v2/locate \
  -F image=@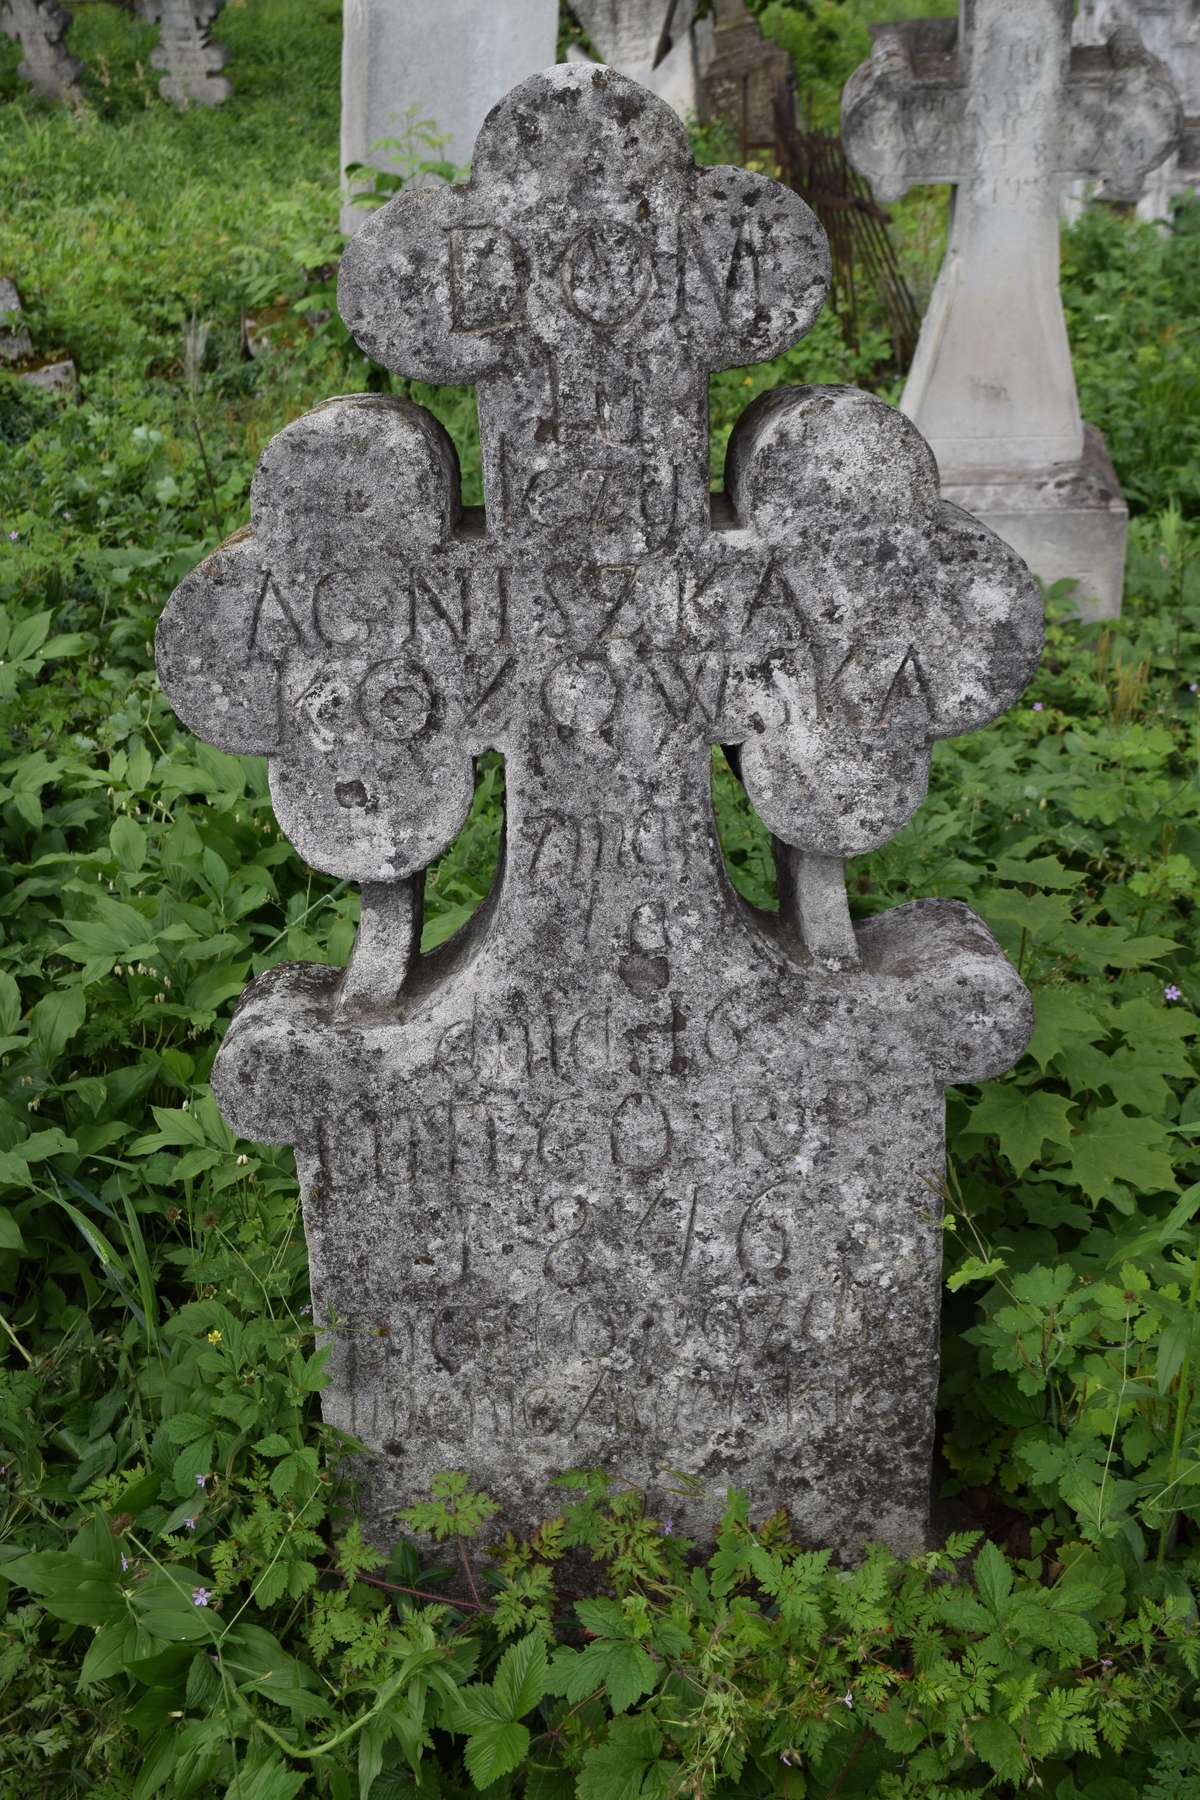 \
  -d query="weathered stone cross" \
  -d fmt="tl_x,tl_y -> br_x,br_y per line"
136,1 -> 231,109
158,67 -> 1041,1556
0,0 -> 82,102
843,0 -> 1180,477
